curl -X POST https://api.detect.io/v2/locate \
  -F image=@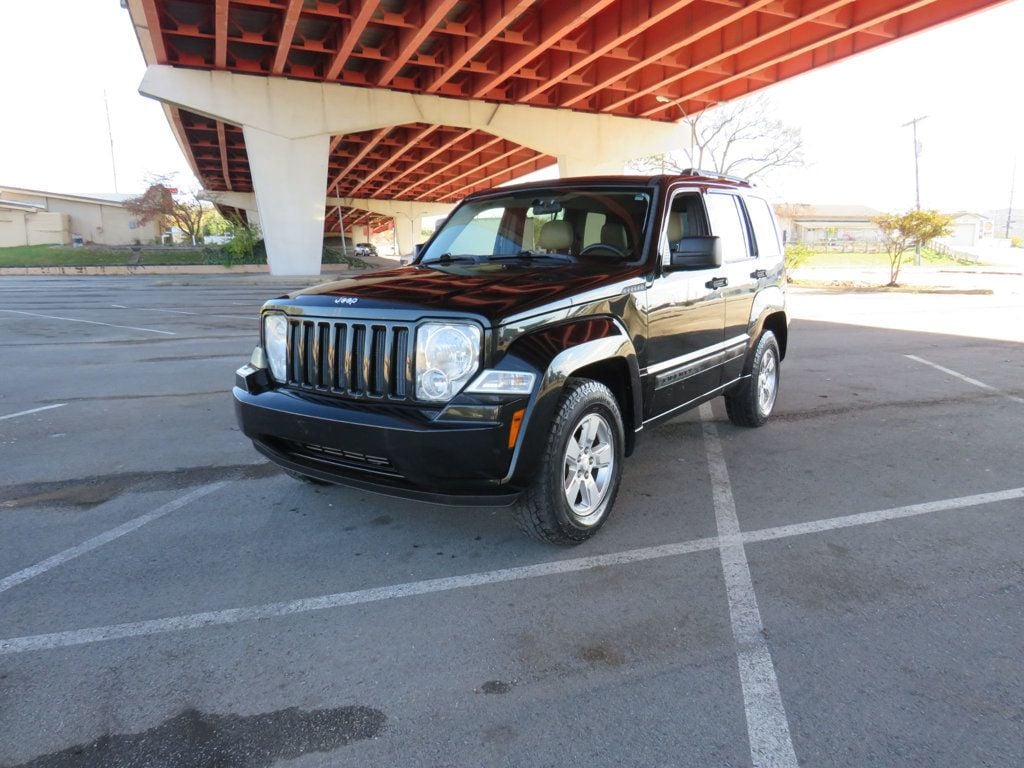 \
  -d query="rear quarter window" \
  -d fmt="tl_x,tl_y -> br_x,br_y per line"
745,197 -> 782,259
